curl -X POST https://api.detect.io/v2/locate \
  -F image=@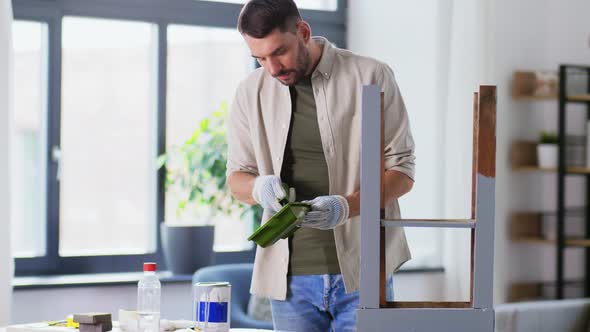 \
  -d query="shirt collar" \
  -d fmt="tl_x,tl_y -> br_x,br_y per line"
311,36 -> 335,80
